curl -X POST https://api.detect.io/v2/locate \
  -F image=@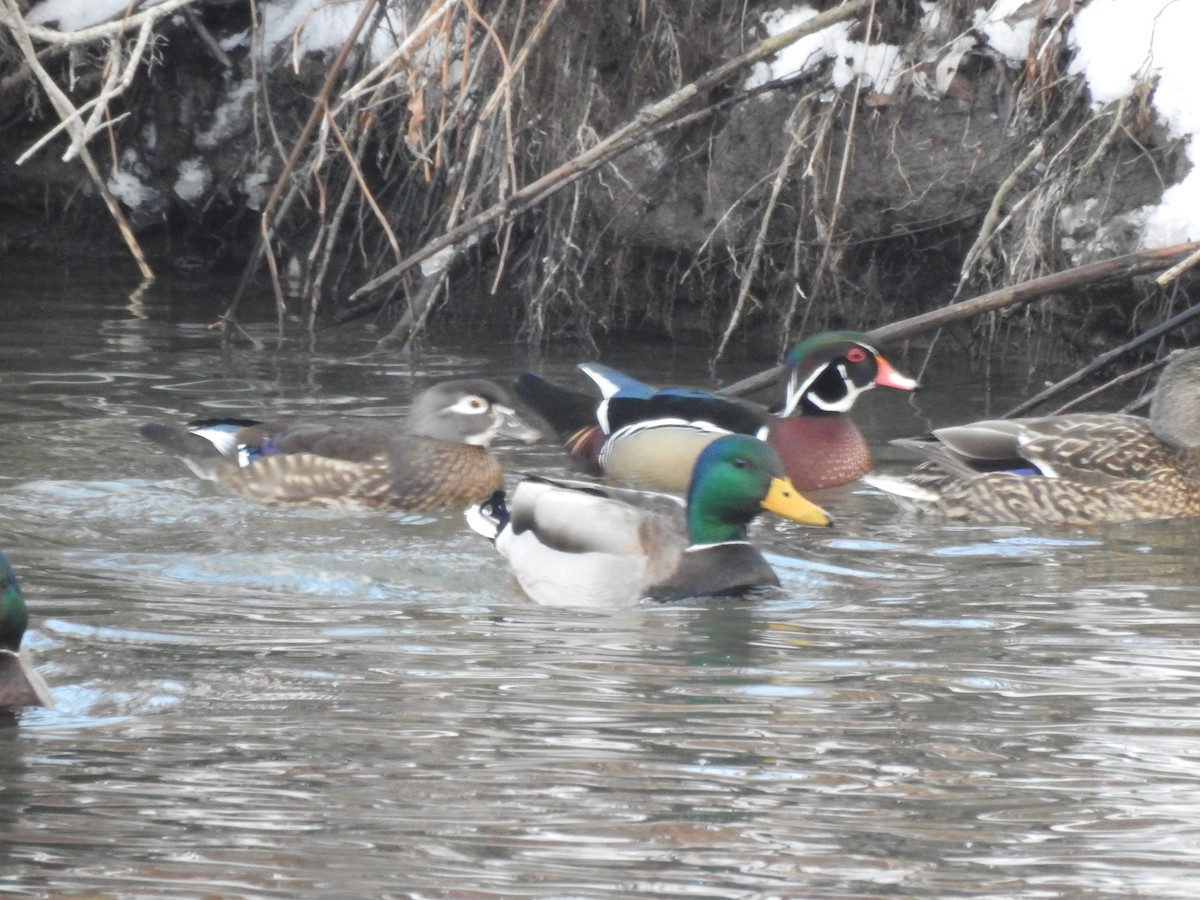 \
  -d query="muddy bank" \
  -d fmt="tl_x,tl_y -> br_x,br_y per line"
0,1 -> 1194,362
